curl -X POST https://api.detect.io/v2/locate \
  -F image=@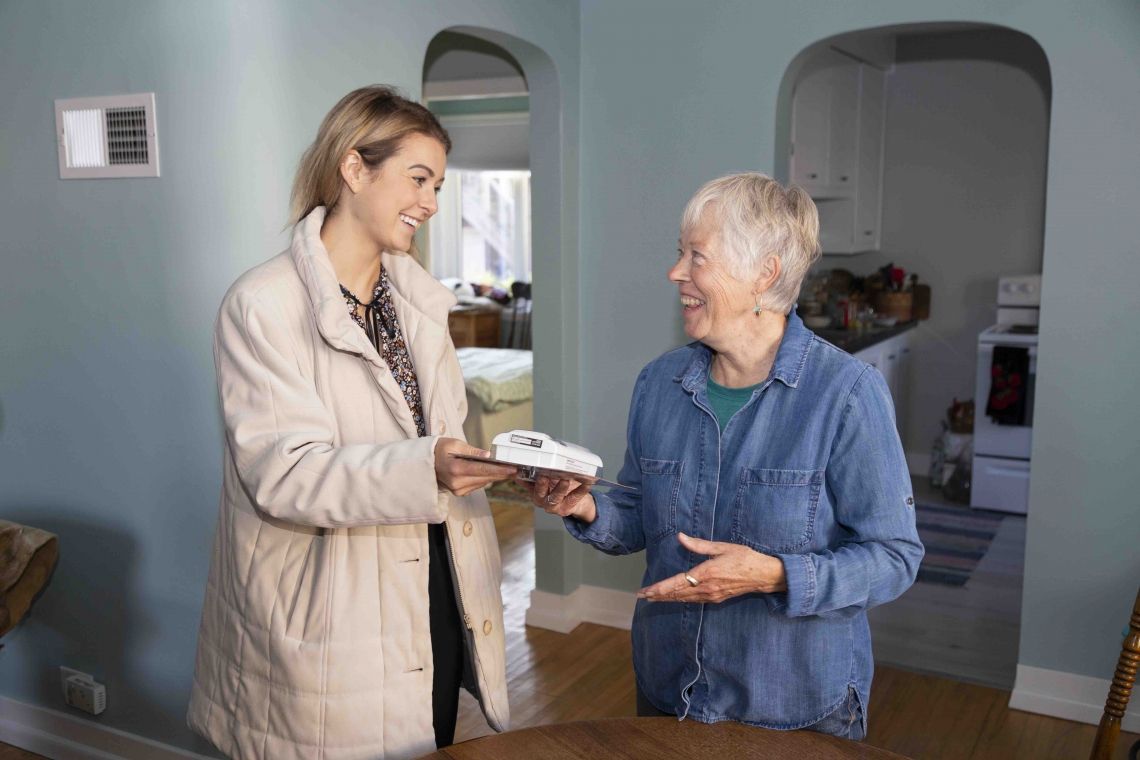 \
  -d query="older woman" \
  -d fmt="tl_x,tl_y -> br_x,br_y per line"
527,173 -> 923,740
